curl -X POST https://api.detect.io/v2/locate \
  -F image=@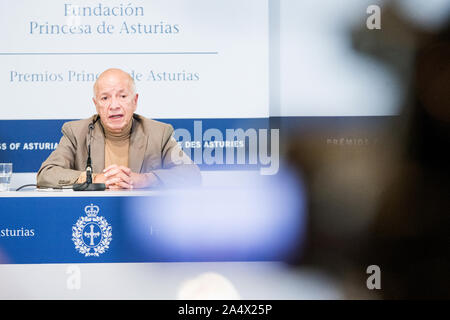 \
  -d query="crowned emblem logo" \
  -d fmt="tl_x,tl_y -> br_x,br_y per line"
72,204 -> 112,257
